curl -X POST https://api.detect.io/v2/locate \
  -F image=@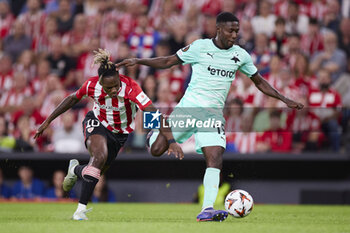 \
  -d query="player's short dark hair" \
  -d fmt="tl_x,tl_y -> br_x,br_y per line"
216,12 -> 239,24
93,48 -> 117,82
